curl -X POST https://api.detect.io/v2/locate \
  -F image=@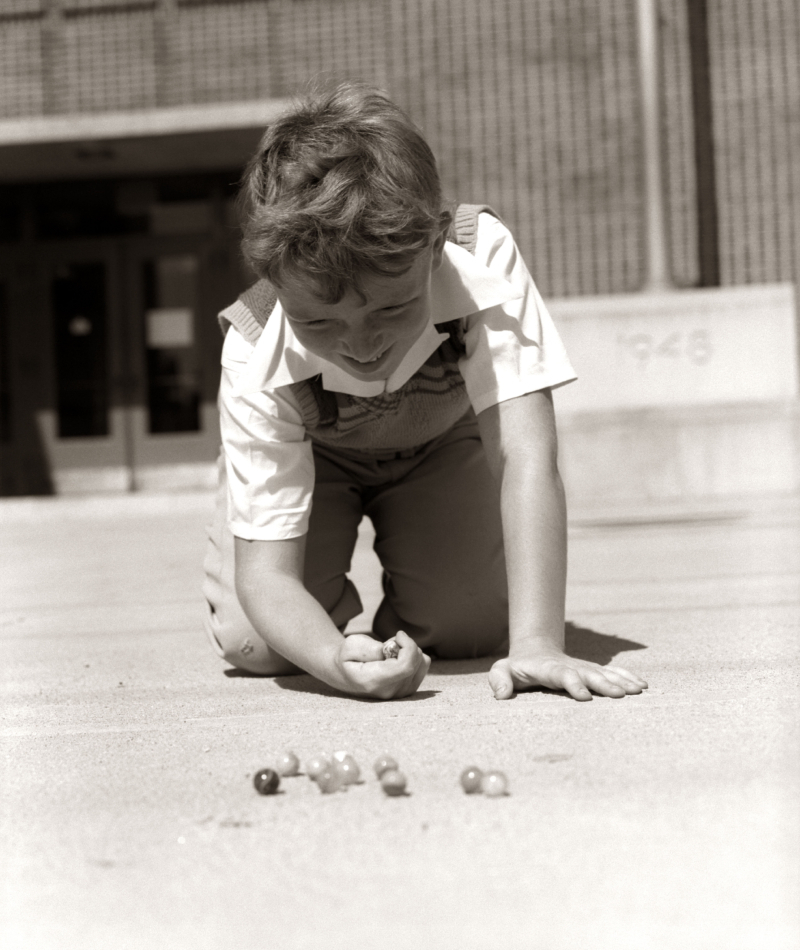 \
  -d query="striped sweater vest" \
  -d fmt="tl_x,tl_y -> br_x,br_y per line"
219,204 -> 497,455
